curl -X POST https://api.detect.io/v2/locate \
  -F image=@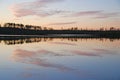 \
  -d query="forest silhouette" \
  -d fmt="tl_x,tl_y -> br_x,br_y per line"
0,22 -> 120,38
